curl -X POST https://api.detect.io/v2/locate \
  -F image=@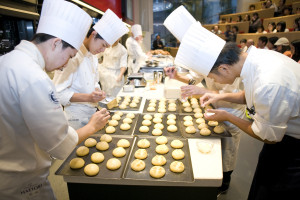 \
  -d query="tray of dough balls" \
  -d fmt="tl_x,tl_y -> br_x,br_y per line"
55,135 -> 134,179
143,98 -> 179,113
113,95 -> 143,111
95,111 -> 138,136
133,113 -> 182,138
123,136 -> 194,183
179,97 -> 206,114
